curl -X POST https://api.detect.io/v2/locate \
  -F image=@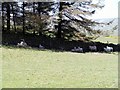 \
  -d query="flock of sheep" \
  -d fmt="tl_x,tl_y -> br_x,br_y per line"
71,45 -> 113,53
17,39 -> 114,53
17,39 -> 45,49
